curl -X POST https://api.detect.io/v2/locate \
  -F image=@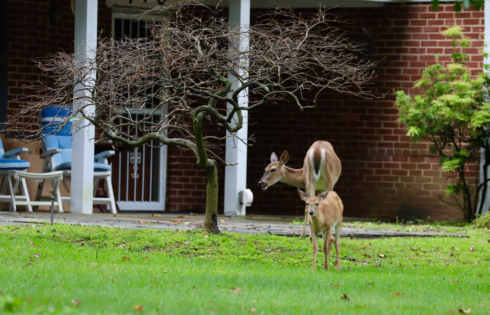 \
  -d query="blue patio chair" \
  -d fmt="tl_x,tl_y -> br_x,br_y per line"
34,106 -> 117,213
0,138 -> 32,212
